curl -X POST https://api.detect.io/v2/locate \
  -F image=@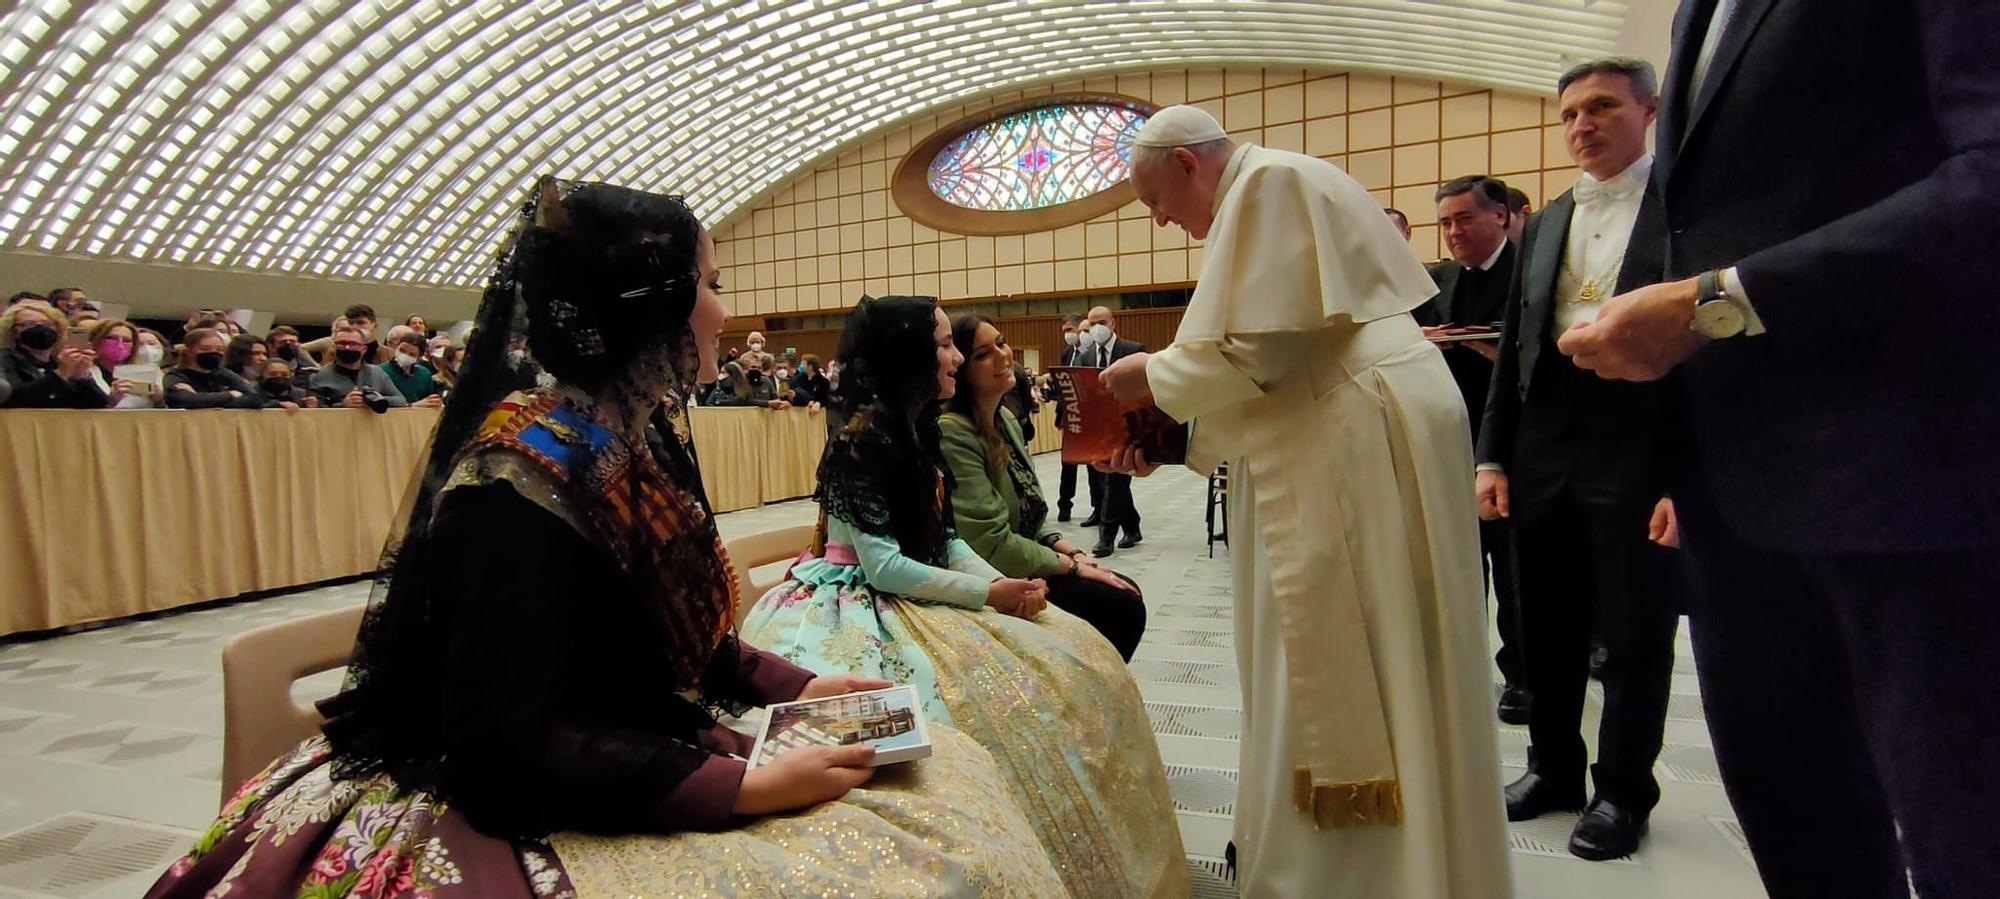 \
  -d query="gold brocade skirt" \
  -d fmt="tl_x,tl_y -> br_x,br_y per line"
550,726 -> 1065,898
890,602 -> 1191,899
